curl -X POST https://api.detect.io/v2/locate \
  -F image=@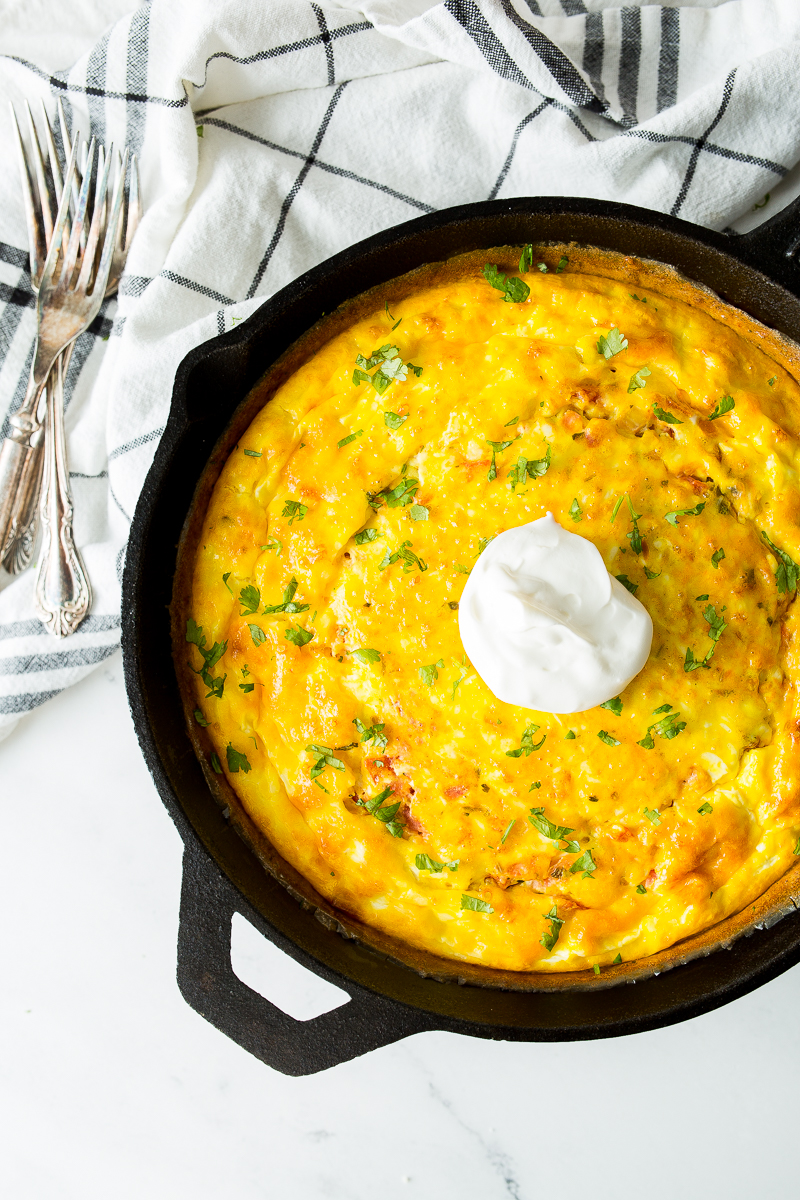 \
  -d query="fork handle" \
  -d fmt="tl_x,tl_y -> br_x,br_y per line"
0,435 -> 42,570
